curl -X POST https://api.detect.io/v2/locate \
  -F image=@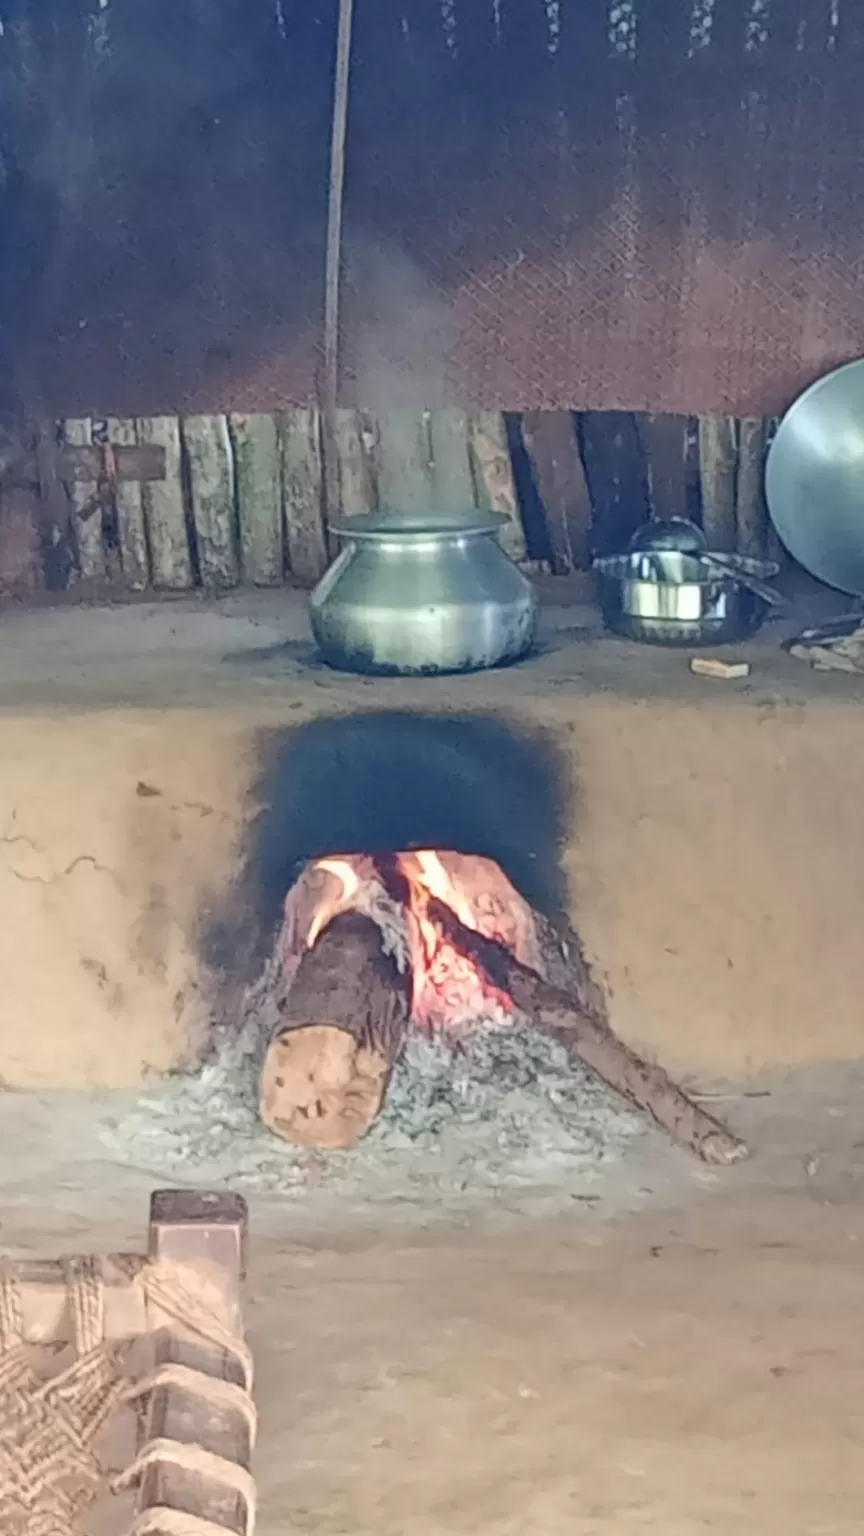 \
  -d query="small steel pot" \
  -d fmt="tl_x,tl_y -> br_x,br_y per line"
593,550 -> 777,646
309,511 -> 538,675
